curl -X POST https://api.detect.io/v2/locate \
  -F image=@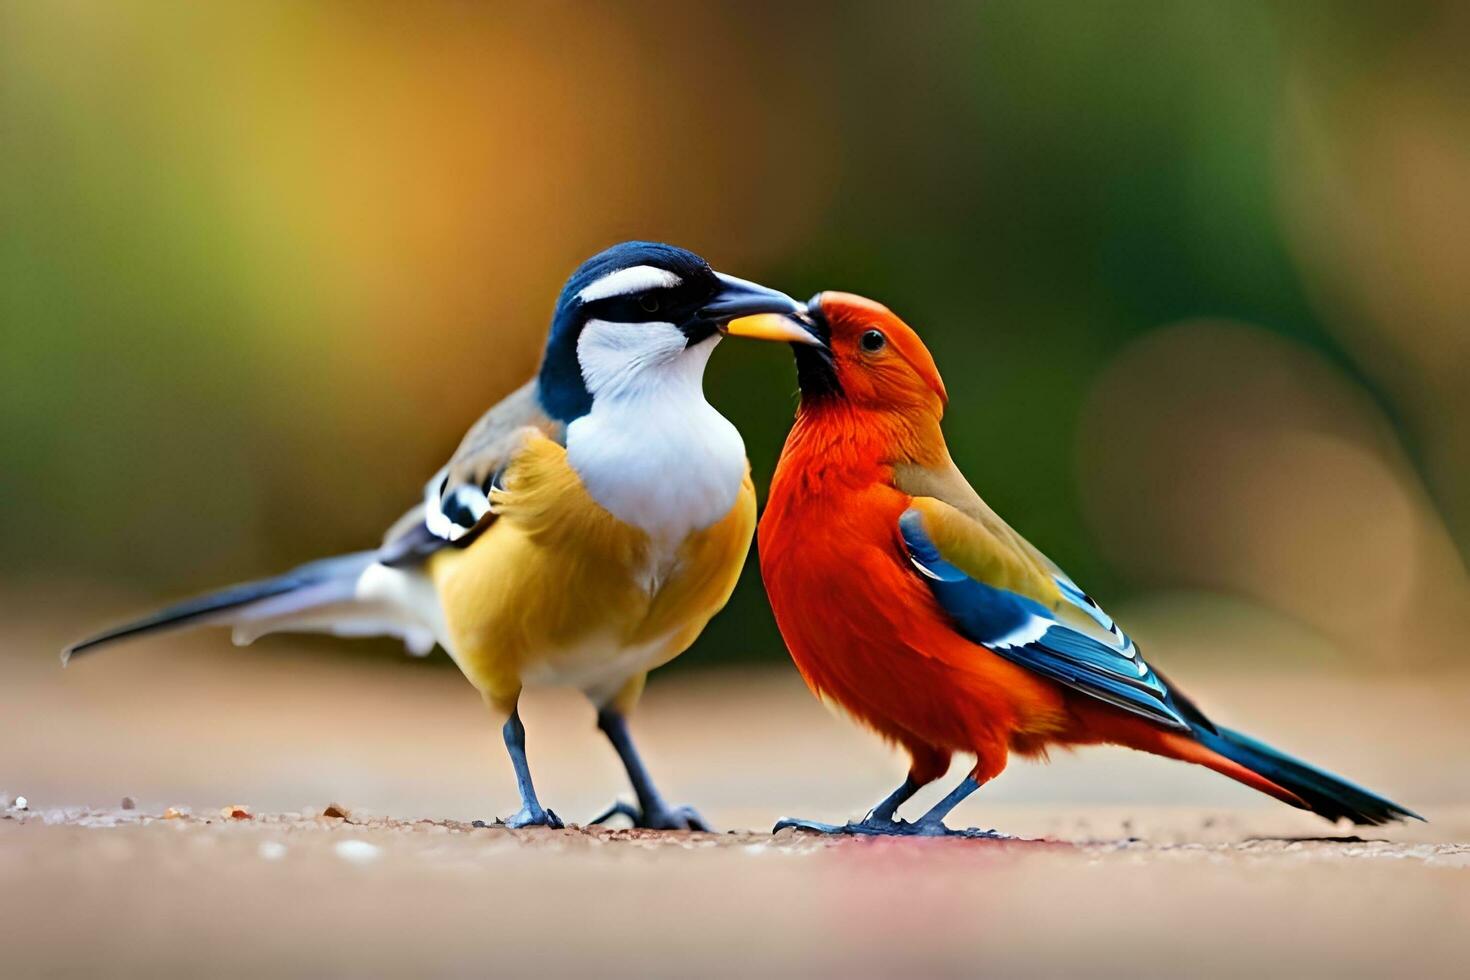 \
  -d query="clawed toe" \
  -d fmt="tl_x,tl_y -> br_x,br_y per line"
908,821 -> 1010,839
592,800 -> 710,831
505,805 -> 564,830
590,801 -> 640,826
773,816 -> 904,836
774,815 -> 1008,839
657,805 -> 711,831
773,816 -> 852,835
